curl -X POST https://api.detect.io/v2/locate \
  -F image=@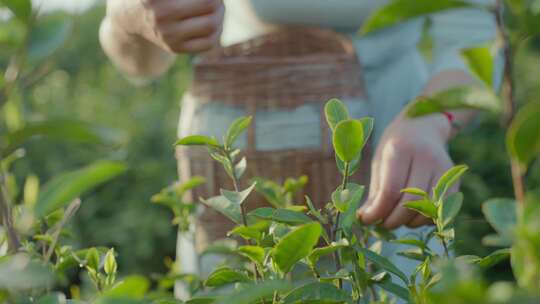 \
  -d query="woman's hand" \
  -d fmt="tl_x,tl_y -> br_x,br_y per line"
357,110 -> 455,229
108,0 -> 224,54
